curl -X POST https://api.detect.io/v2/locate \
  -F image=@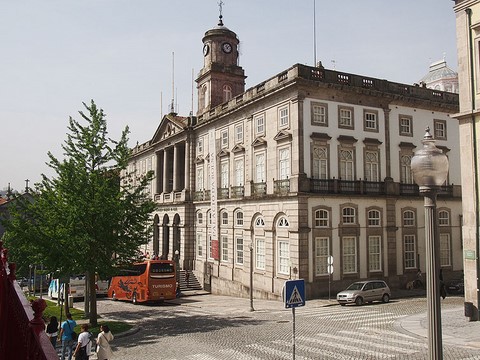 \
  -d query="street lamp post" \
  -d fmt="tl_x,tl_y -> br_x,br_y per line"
411,127 -> 449,360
